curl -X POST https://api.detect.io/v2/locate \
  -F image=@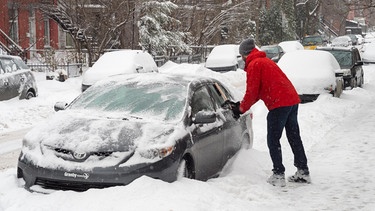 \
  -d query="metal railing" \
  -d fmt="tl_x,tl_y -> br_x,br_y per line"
27,63 -> 83,77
